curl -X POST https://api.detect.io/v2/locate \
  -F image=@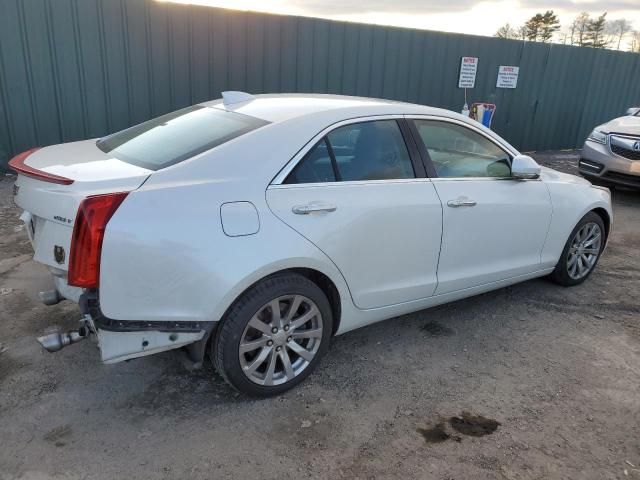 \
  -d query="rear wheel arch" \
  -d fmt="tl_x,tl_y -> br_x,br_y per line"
201,267 -> 343,365
288,268 -> 342,335
219,267 -> 342,336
